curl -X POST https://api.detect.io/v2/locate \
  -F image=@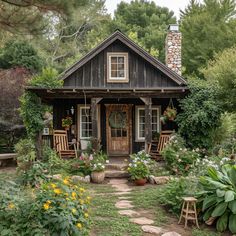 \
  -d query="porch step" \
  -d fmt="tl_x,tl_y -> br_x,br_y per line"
105,170 -> 129,178
105,163 -> 128,171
